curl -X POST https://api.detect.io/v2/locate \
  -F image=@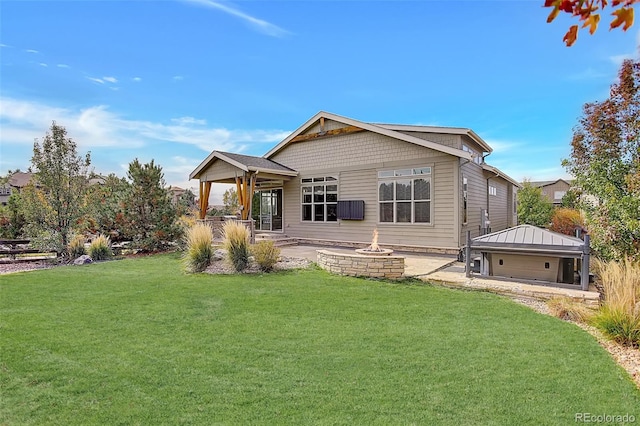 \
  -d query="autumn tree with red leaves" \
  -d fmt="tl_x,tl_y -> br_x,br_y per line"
563,59 -> 640,260
544,0 -> 638,46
